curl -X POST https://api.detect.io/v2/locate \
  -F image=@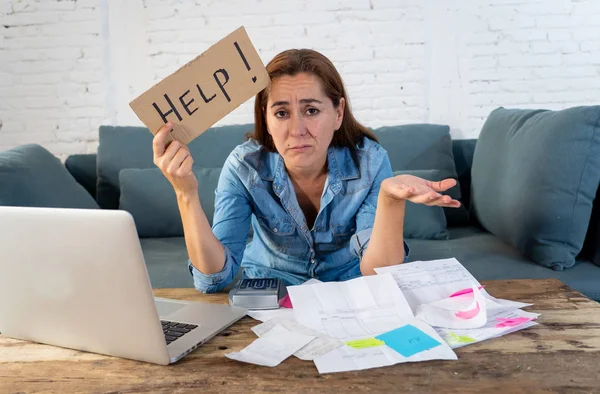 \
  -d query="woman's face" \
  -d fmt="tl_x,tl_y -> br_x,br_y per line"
265,72 -> 344,175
